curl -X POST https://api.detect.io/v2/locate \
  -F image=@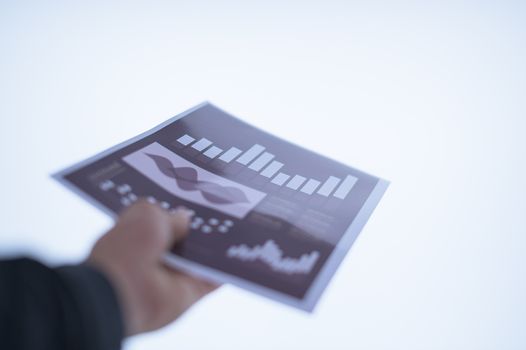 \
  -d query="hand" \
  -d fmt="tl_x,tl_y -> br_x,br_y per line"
87,200 -> 218,336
